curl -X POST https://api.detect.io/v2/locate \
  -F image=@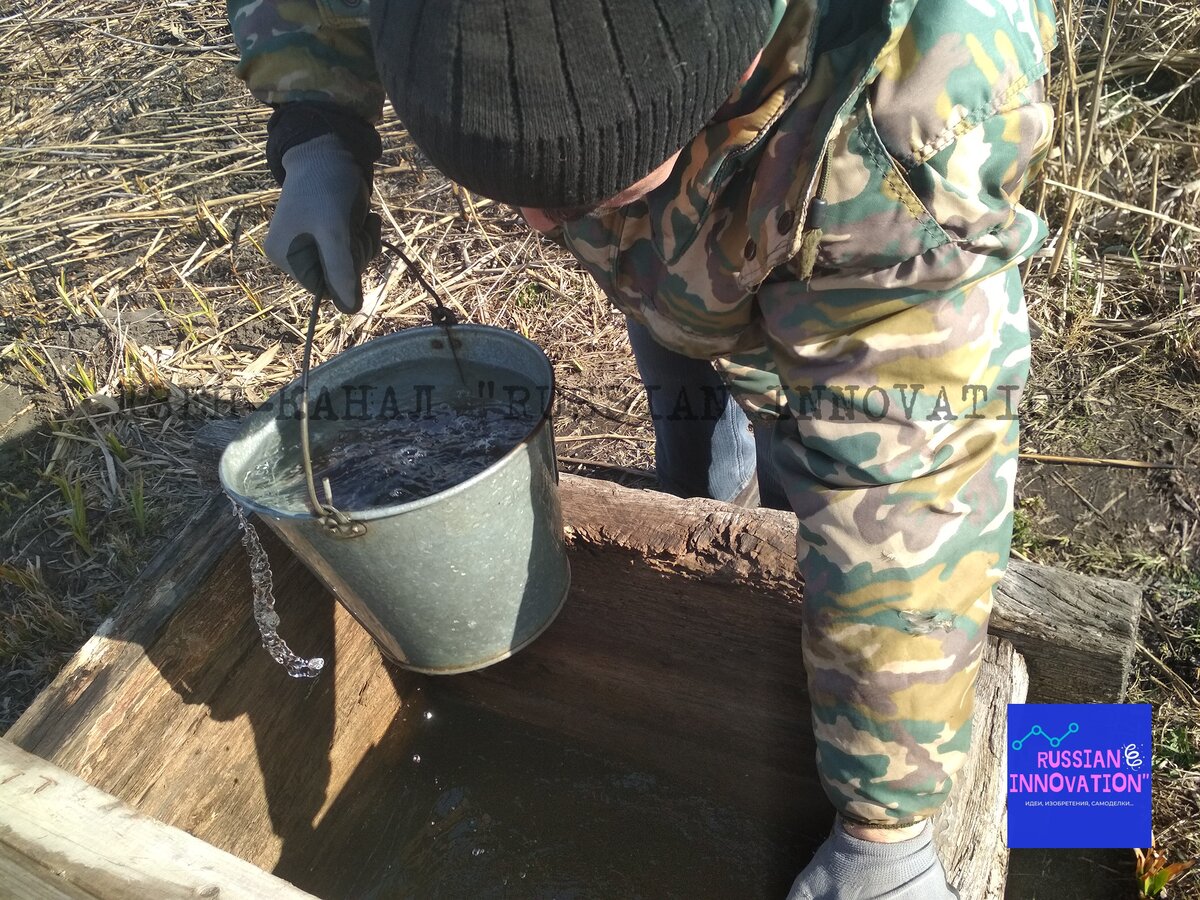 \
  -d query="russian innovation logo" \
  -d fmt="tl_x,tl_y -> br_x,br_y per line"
1007,703 -> 1152,848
